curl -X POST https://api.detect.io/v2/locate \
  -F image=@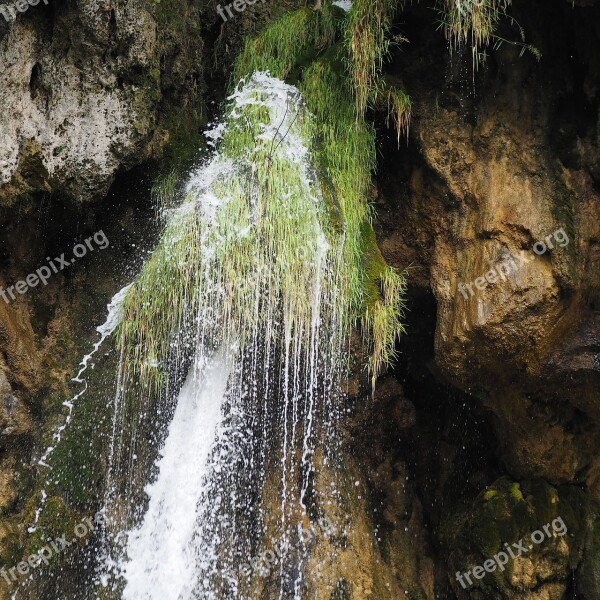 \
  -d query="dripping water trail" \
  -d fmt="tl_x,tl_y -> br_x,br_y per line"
29,283 -> 132,532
